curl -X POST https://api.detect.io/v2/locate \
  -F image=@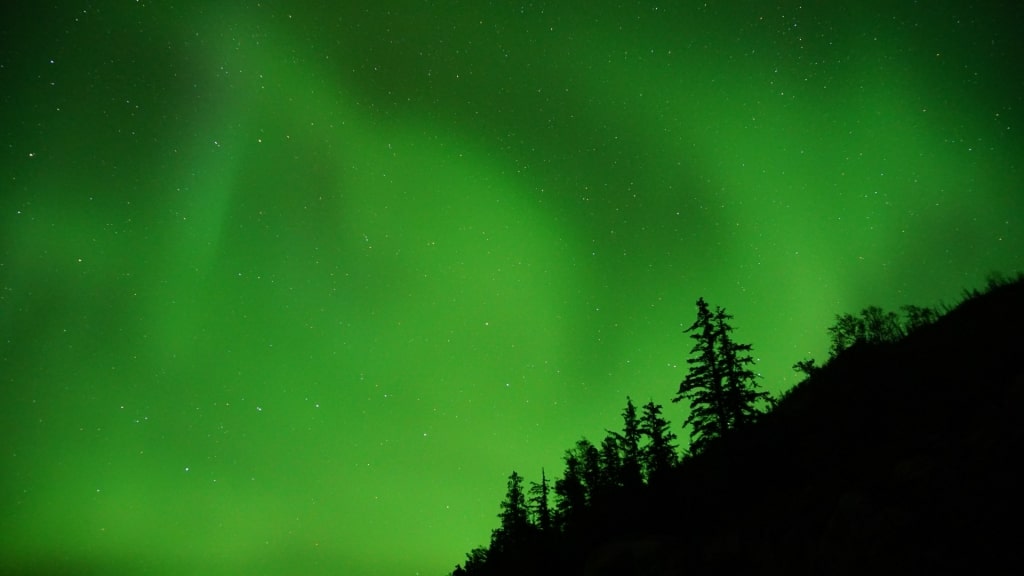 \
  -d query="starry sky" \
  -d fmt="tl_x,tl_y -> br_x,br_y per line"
1,2 -> 1021,574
